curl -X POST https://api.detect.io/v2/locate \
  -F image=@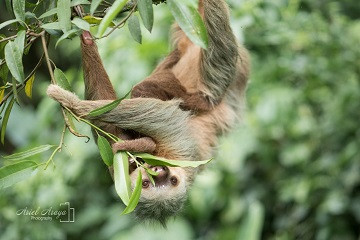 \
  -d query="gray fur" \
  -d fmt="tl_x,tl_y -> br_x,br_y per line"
46,85 -> 199,161
134,193 -> 187,227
